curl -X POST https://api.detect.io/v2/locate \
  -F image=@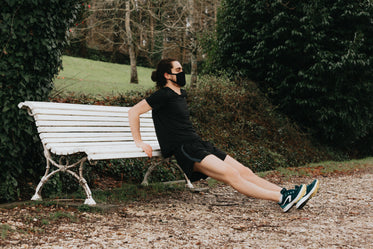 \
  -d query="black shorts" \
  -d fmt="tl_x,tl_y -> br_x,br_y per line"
173,140 -> 227,182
